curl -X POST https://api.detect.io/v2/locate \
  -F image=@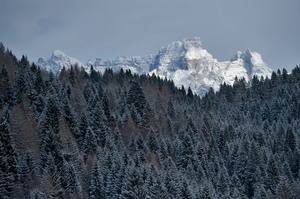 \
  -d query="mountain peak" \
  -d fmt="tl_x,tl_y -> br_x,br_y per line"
163,37 -> 203,50
232,49 -> 264,65
37,49 -> 83,74
182,37 -> 202,49
36,38 -> 272,96
52,50 -> 66,58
